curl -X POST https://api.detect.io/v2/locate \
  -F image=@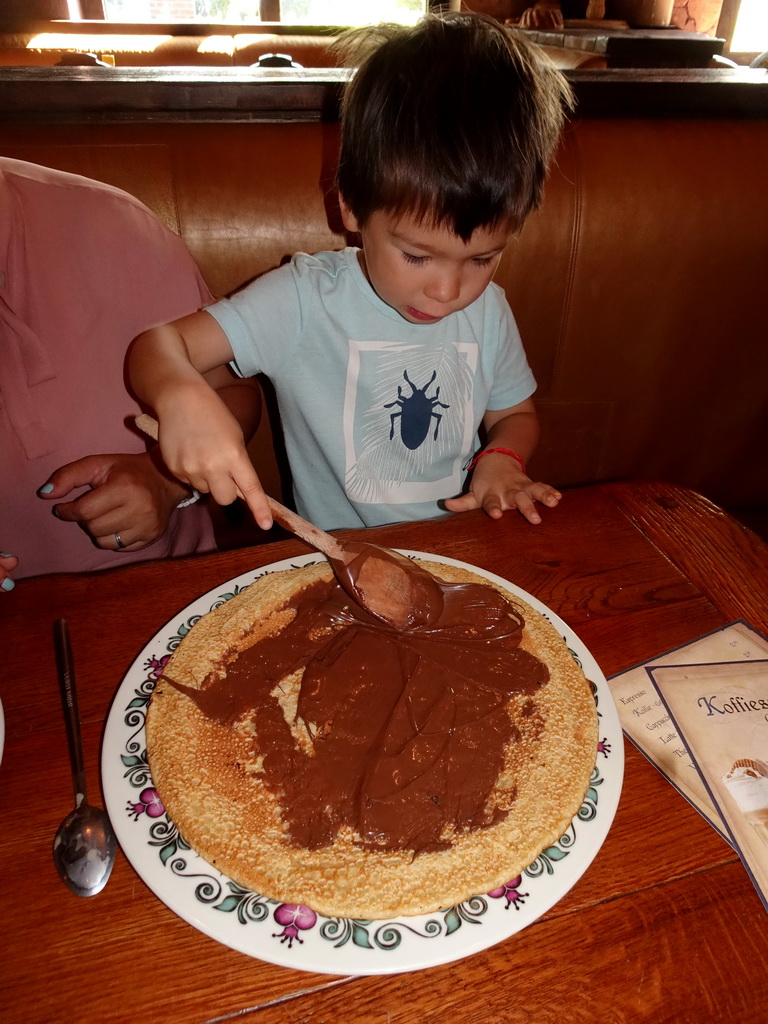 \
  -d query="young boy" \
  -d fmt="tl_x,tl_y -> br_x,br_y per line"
130,13 -> 571,534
